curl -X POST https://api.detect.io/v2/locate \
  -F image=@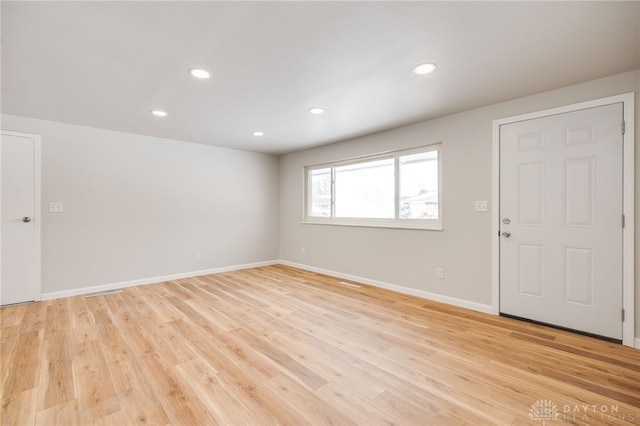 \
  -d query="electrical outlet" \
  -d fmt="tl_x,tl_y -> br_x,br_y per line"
436,267 -> 444,279
300,246 -> 306,254
194,251 -> 201,260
